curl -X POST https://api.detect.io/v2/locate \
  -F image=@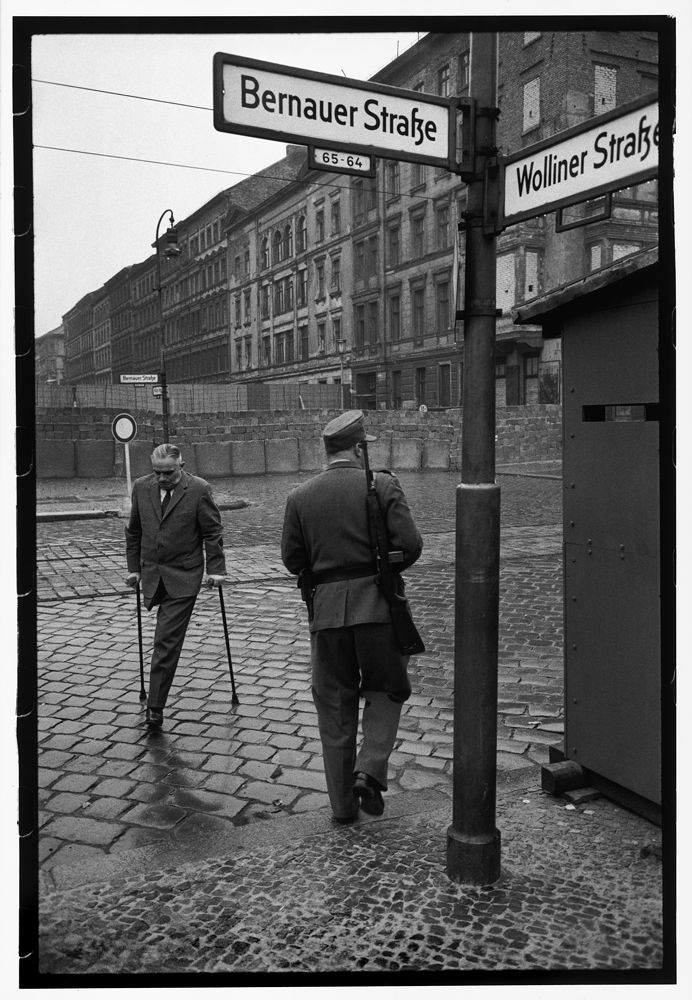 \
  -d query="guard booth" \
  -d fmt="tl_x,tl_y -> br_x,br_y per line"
514,247 -> 663,821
